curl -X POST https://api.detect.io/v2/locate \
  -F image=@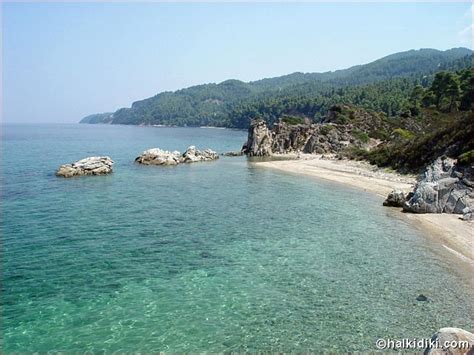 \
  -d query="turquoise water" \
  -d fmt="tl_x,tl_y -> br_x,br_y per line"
2,124 -> 471,352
